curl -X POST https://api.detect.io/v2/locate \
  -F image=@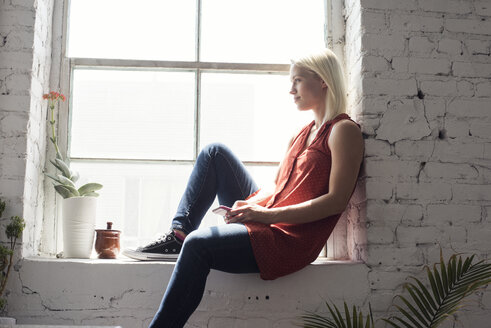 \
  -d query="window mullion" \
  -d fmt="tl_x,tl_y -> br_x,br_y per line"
194,0 -> 202,160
